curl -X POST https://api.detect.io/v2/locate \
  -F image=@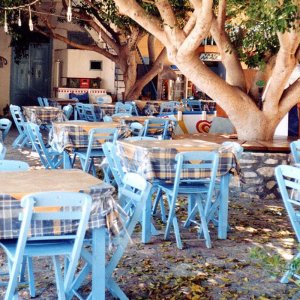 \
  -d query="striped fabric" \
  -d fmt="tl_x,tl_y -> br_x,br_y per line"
23,106 -> 65,125
117,139 -> 240,181
0,183 -> 123,240
49,122 -> 131,152
94,104 -> 115,116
